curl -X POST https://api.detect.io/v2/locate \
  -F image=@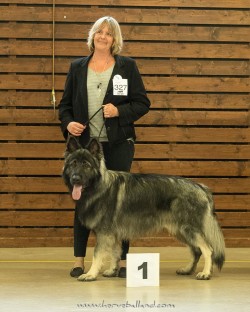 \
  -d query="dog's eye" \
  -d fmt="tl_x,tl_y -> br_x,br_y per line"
82,162 -> 90,168
70,159 -> 77,167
